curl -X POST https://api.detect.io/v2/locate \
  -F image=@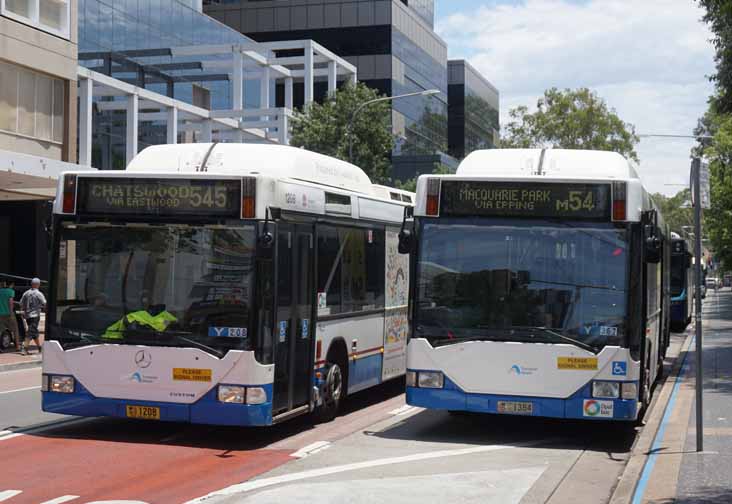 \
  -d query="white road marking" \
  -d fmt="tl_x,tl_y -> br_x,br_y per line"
0,490 -> 22,502
40,496 -> 80,504
0,386 -> 40,395
185,444 -> 517,503
242,467 -> 548,504
0,432 -> 24,442
0,417 -> 91,443
388,405 -> 417,416
291,441 -> 331,459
